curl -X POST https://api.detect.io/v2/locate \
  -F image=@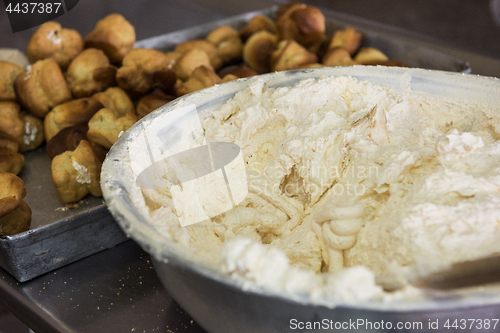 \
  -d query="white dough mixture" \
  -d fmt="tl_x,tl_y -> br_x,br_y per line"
139,75 -> 500,306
